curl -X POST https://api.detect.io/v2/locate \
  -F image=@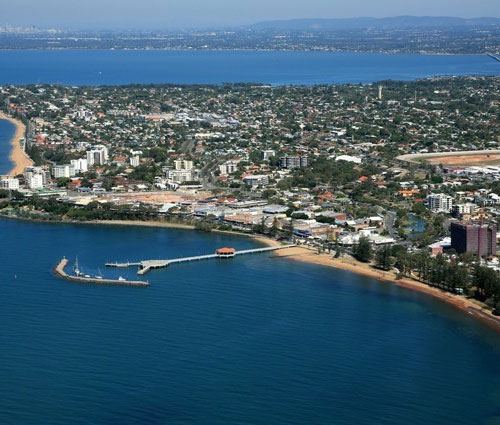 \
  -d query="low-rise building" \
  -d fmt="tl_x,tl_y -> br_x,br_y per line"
262,150 -> 275,160
219,161 -> 237,175
0,178 -> 19,190
52,164 -> 75,179
452,203 -> 477,217
243,175 -> 269,187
